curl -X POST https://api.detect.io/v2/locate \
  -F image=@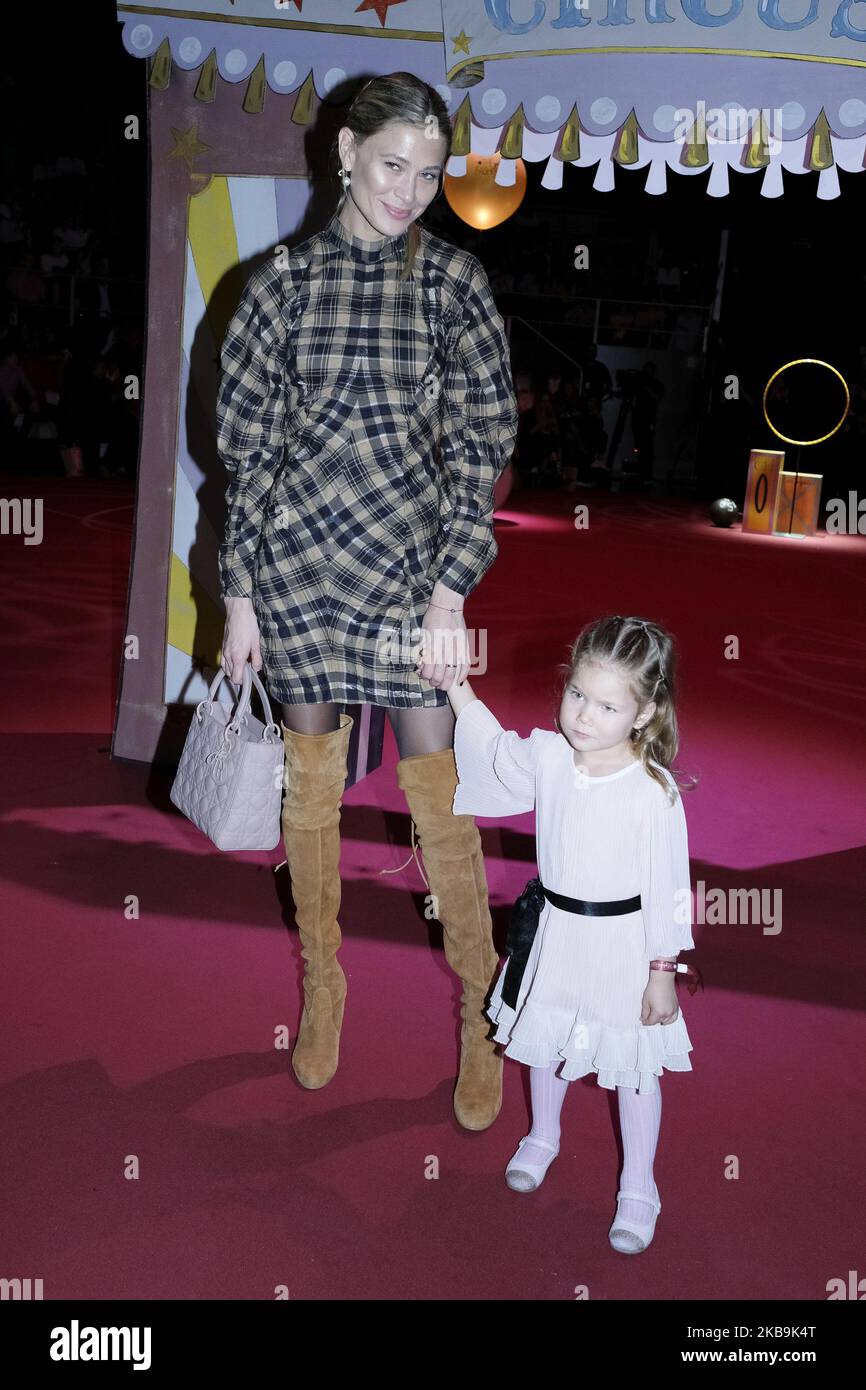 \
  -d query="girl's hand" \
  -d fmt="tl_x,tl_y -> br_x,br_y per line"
220,595 -> 263,686
416,603 -> 470,692
445,676 -> 476,715
640,974 -> 680,1026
